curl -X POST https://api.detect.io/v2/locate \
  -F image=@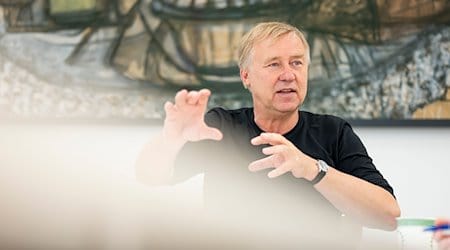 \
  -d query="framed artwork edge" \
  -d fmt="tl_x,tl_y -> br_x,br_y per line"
348,119 -> 450,127
2,117 -> 450,128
